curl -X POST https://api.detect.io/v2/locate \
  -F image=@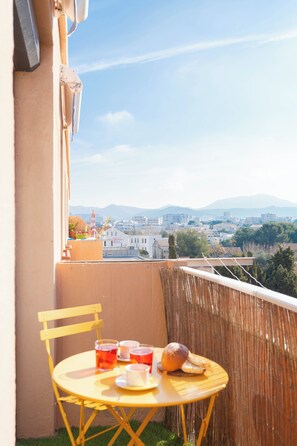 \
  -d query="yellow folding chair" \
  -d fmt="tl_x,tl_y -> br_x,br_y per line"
38,303 -> 118,445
